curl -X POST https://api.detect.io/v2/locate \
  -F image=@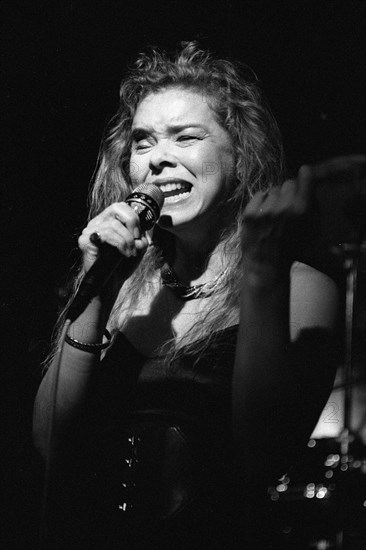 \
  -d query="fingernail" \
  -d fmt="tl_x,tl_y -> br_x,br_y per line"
133,227 -> 140,239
